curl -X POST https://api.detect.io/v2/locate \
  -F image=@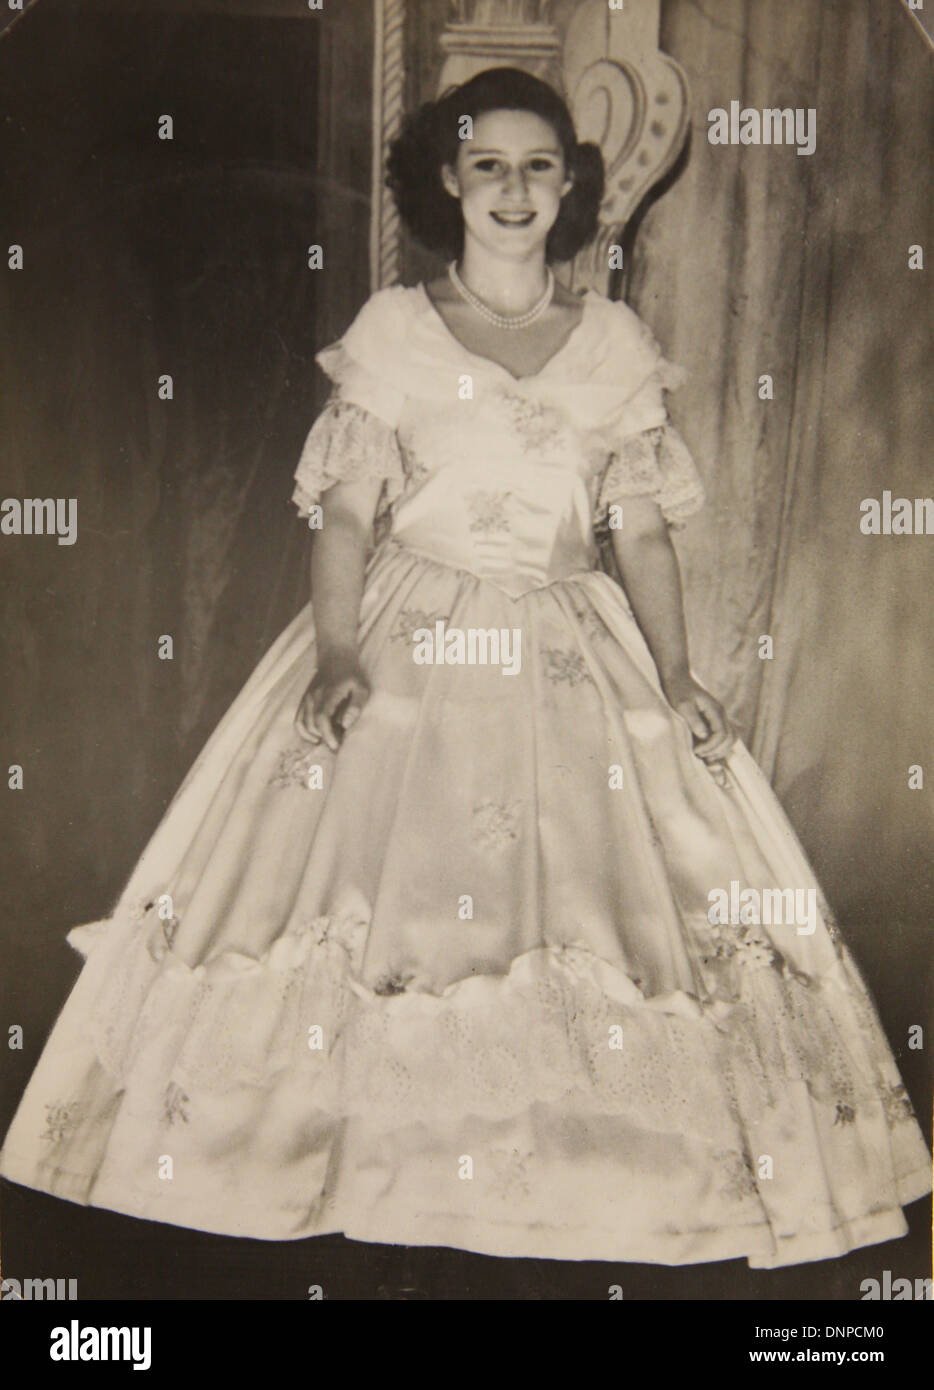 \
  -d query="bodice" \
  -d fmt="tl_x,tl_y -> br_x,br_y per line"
290,285 -> 706,588
390,391 -> 602,598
